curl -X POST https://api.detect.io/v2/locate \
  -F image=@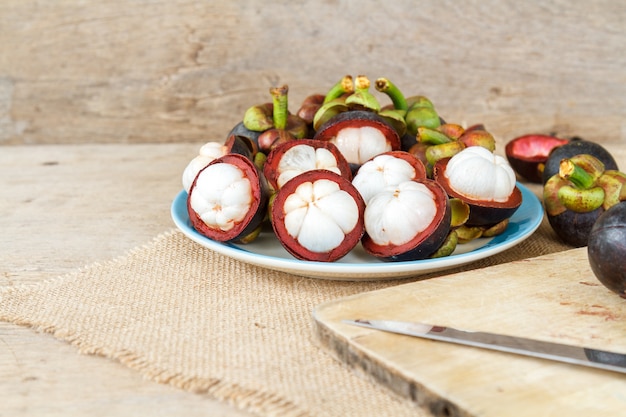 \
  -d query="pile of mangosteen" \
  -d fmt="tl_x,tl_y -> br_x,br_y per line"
183,75 -> 524,264
505,133 -> 625,298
